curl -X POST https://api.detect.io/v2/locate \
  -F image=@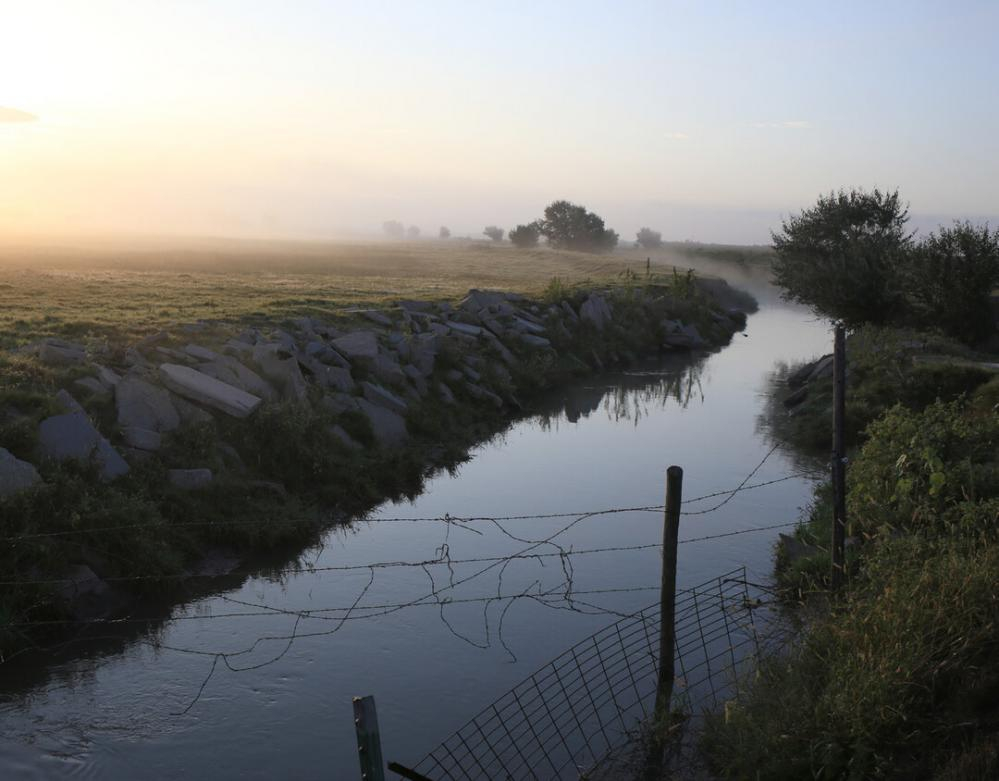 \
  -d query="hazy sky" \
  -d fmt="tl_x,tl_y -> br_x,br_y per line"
3,0 -> 997,244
